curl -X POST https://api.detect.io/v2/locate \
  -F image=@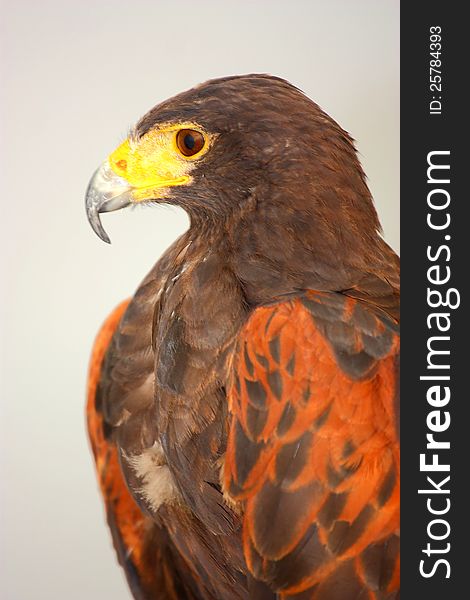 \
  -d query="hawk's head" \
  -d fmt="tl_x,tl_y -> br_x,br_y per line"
86,74 -> 379,251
